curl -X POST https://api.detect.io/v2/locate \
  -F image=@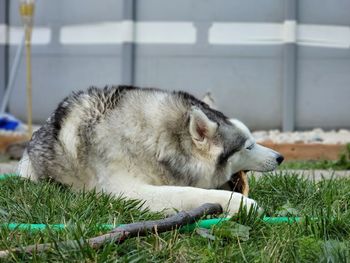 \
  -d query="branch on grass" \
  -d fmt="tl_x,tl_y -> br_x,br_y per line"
0,203 -> 222,258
